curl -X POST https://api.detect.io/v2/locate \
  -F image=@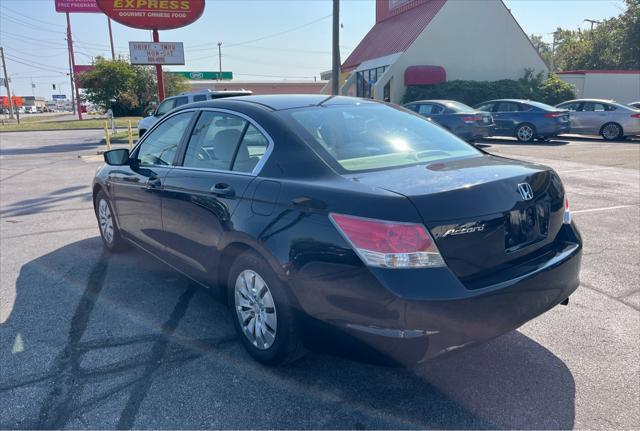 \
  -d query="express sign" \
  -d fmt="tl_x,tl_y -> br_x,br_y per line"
96,0 -> 205,30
